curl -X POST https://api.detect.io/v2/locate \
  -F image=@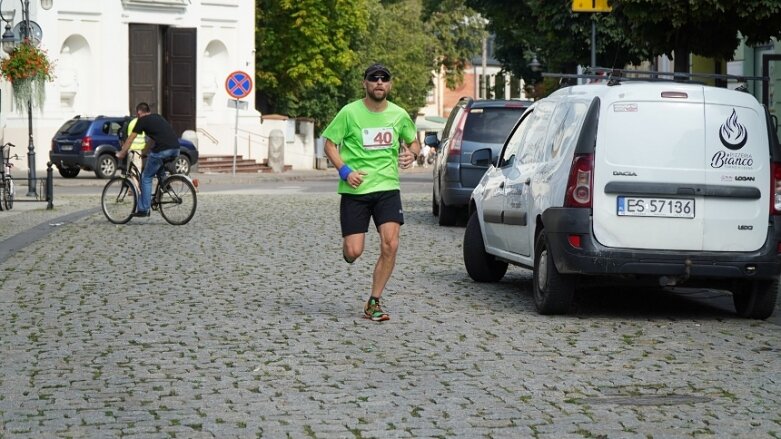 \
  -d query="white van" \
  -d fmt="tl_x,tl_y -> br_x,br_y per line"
465,76 -> 781,319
